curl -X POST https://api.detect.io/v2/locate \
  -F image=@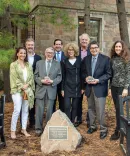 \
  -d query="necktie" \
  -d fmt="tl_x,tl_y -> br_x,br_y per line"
92,57 -> 96,76
46,60 -> 51,76
57,52 -> 60,62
